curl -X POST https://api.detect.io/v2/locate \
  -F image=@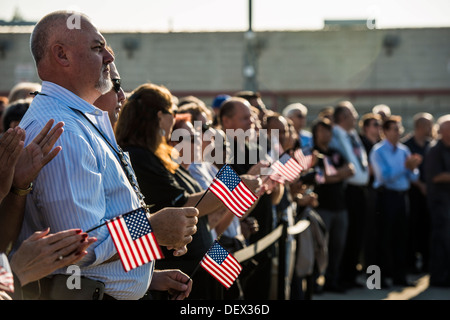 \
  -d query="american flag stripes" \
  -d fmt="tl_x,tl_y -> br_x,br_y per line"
315,168 -> 326,184
209,165 -> 258,218
0,266 -> 14,294
323,156 -> 338,176
270,153 -> 303,182
293,148 -> 313,171
269,171 -> 286,184
106,208 -> 163,272
200,241 -> 242,289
